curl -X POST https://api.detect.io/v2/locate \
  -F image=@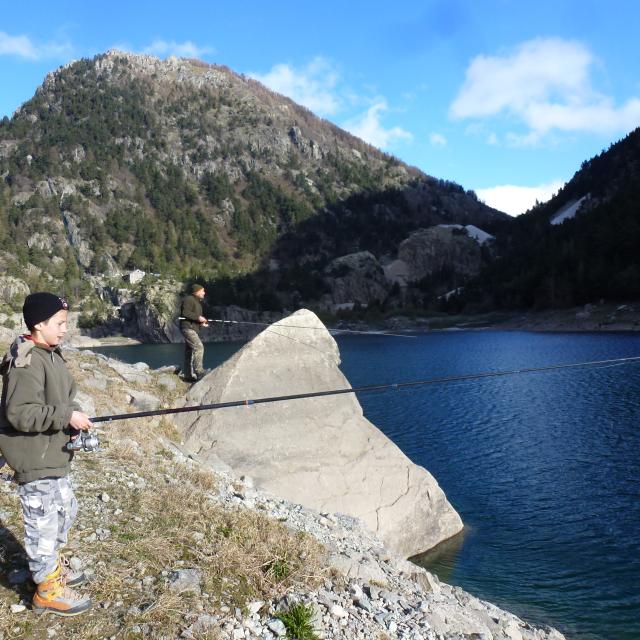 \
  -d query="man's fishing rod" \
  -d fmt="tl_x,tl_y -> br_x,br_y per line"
88,355 -> 640,425
177,317 -> 415,338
